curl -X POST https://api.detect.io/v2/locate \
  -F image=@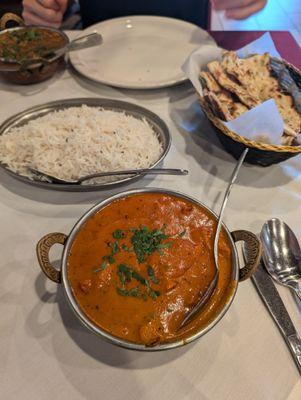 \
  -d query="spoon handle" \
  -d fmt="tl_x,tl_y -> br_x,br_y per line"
78,168 -> 188,183
66,32 -> 103,53
179,148 -> 248,329
213,148 -> 249,268
293,285 -> 301,302
53,32 -> 103,59
287,334 -> 301,375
